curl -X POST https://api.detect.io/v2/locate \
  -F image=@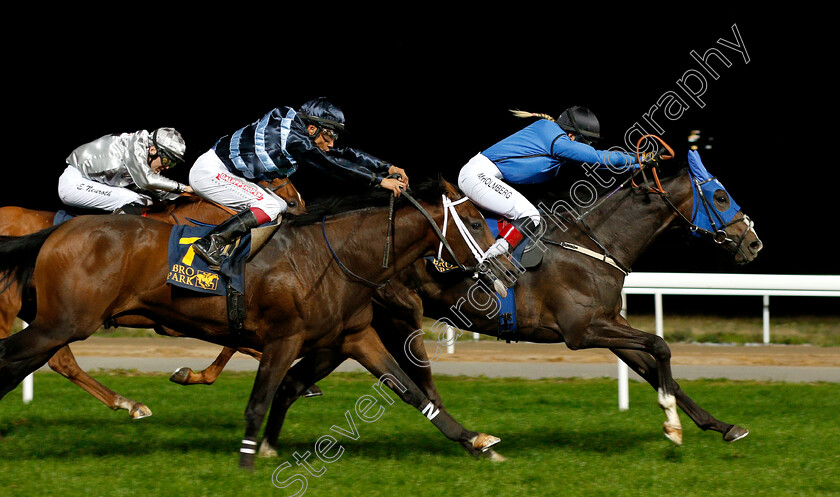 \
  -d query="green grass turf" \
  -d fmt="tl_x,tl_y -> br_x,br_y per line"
1,372 -> 838,497
27,313 -> 835,346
